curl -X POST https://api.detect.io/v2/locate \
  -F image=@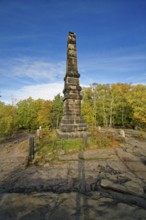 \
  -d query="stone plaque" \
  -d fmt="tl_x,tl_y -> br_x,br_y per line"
67,77 -> 78,85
